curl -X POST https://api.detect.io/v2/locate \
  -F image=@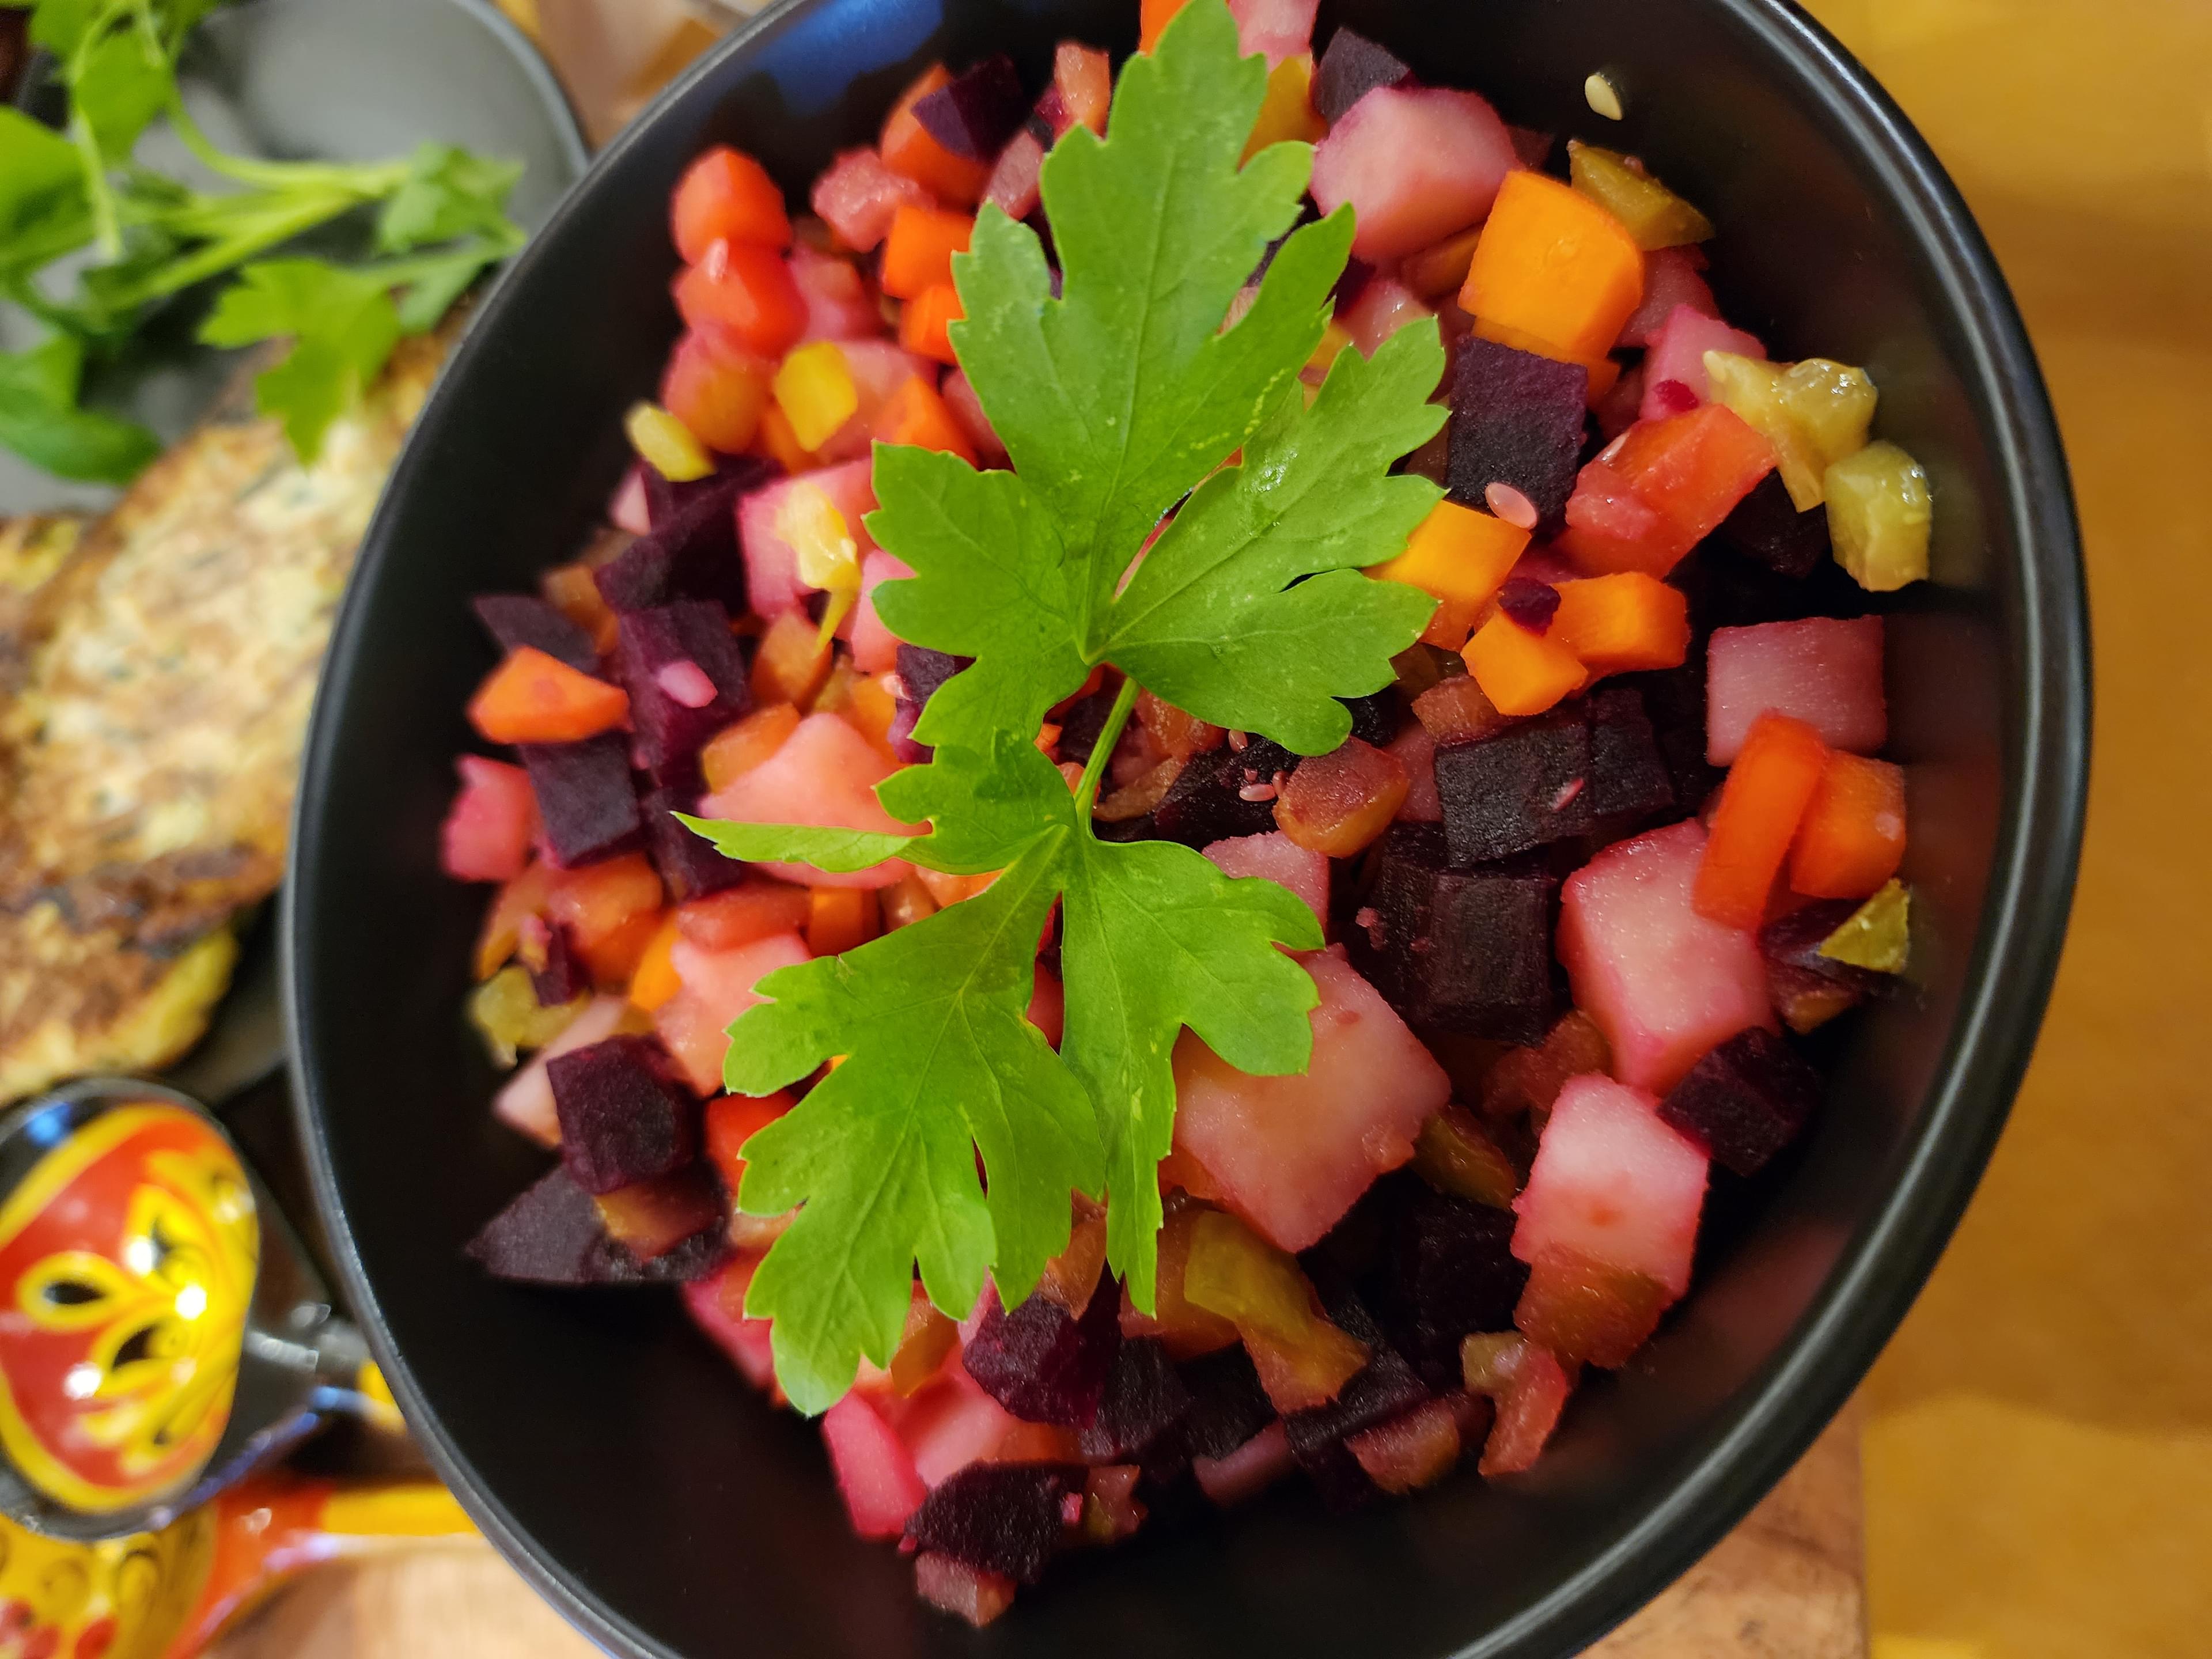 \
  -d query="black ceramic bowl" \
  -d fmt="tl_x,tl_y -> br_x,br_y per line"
286,1 -> 2089,1654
